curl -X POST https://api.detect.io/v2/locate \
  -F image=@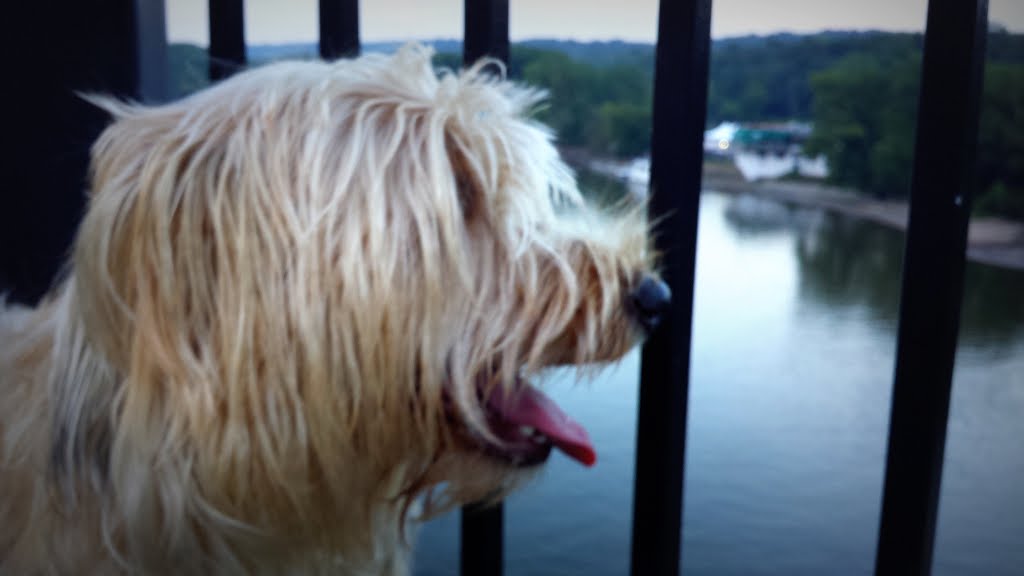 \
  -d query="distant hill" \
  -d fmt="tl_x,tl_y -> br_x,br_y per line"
171,30 -> 1023,122
165,29 -> 1023,217
245,39 -> 464,62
